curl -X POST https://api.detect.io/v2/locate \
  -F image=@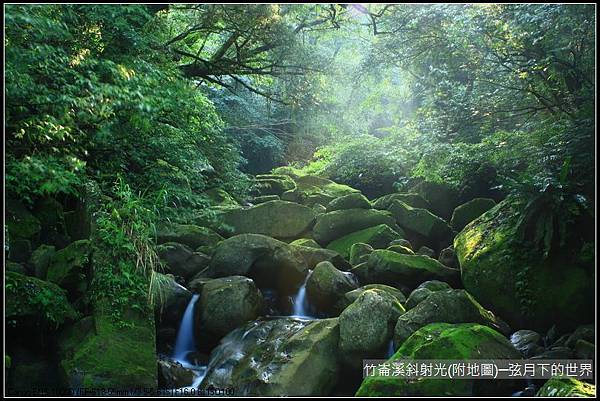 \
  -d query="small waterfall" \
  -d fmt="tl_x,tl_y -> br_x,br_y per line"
386,339 -> 395,358
173,294 -> 200,363
291,270 -> 313,319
